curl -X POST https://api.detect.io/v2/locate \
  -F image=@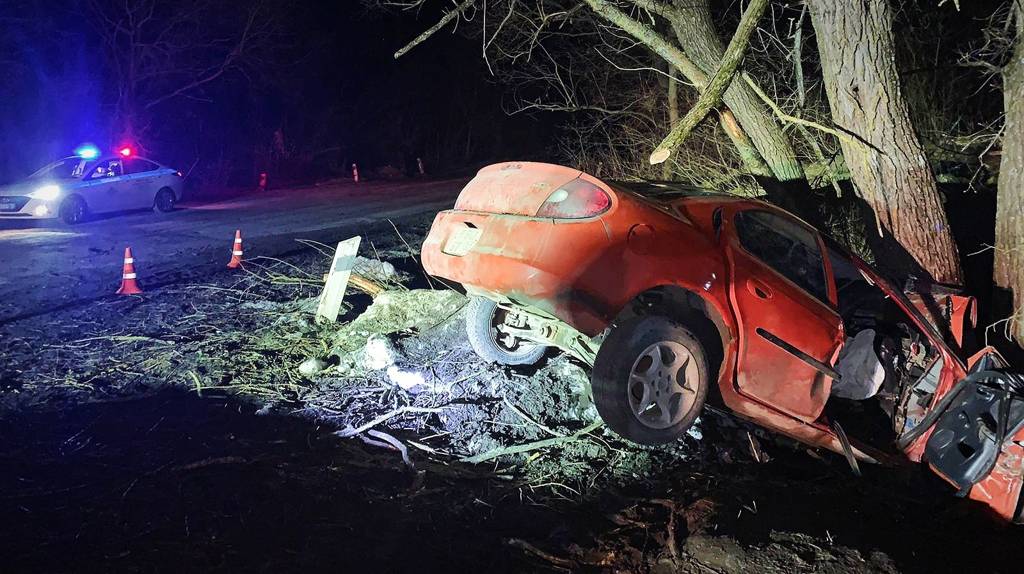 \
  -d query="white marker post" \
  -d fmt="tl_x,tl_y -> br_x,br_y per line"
352,163 -> 360,183
316,236 -> 362,322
